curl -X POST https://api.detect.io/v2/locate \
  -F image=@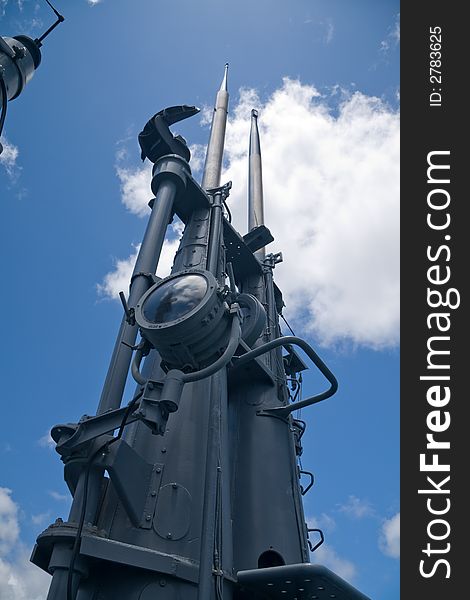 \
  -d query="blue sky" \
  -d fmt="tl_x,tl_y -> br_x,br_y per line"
1,1 -> 399,598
